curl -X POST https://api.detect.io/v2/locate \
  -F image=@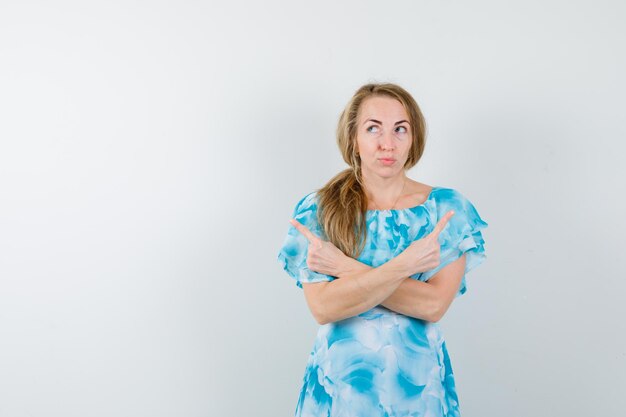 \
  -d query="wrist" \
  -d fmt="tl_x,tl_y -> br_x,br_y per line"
387,252 -> 412,280
337,256 -> 370,278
